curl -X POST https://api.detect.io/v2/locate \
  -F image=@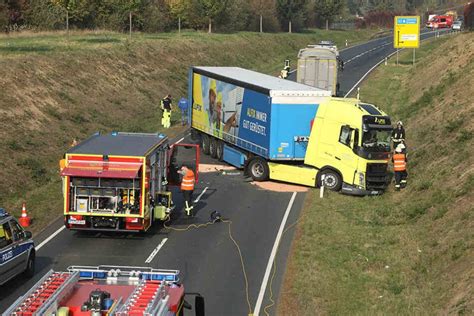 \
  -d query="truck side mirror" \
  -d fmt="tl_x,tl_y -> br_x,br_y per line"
195,295 -> 205,316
